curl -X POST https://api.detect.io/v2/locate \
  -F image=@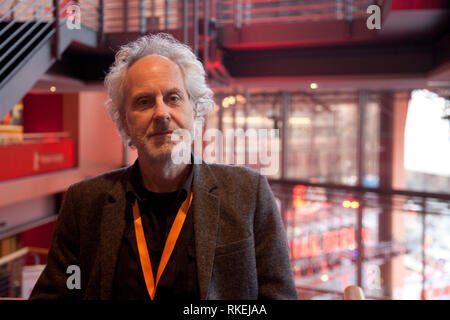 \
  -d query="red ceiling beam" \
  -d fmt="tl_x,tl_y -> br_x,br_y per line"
391,0 -> 449,10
